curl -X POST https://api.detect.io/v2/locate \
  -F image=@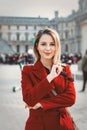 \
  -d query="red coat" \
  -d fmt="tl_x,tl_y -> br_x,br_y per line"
21,61 -> 76,130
